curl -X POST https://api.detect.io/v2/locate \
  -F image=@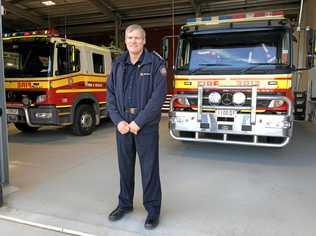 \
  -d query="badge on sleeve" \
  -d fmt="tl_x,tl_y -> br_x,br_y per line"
160,66 -> 167,76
